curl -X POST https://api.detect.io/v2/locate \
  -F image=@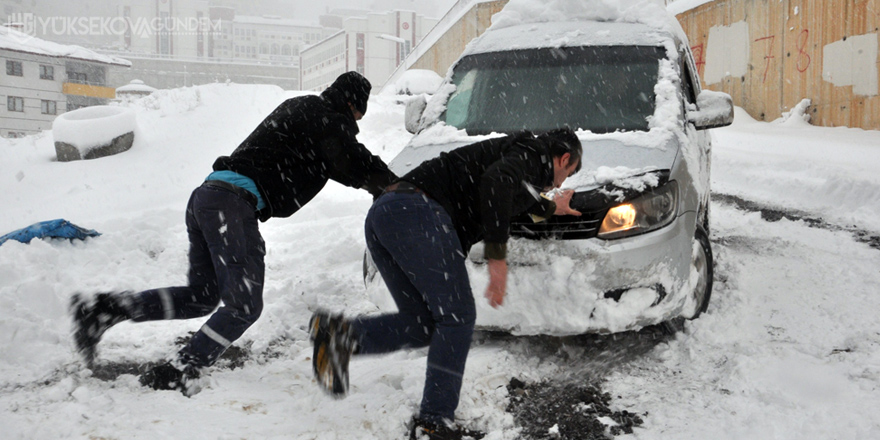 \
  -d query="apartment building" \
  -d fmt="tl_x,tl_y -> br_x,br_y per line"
300,10 -> 438,92
0,26 -> 130,138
